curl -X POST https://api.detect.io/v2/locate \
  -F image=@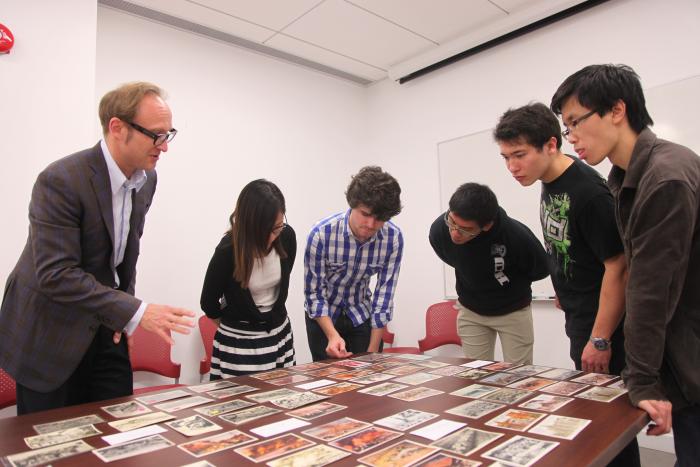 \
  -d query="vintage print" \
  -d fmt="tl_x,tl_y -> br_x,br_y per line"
166,414 -> 222,437
518,394 -> 573,412
446,400 -> 506,419
135,389 -> 191,404
178,429 -> 257,457
413,452 -> 482,467
101,400 -> 152,418
450,384 -> 499,399
507,377 -> 556,392
234,433 -> 315,463
540,381 -> 589,396
374,409 -> 438,431
219,405 -> 281,425
33,414 -> 105,435
154,395 -> 213,413
267,444 -> 350,467
24,424 -> 101,450
287,401 -> 346,420
485,409 -> 546,432
481,388 -> 532,405
358,440 -> 438,467
302,417 -> 371,441
92,434 -> 173,462
329,426 -> 402,454
575,386 -> 627,402
357,382 -> 408,396
7,440 -> 93,467
482,435 -> 559,467
431,427 -> 503,457
108,411 -> 175,432
194,399 -> 255,417
529,415 -> 591,440
388,386 -> 443,402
